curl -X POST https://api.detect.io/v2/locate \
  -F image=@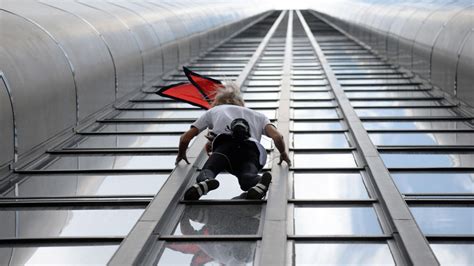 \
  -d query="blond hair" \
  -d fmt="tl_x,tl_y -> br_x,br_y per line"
211,81 -> 245,107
